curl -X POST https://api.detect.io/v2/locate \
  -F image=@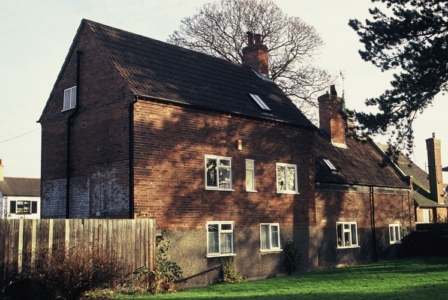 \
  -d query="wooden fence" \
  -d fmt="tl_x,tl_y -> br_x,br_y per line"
0,219 -> 156,280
